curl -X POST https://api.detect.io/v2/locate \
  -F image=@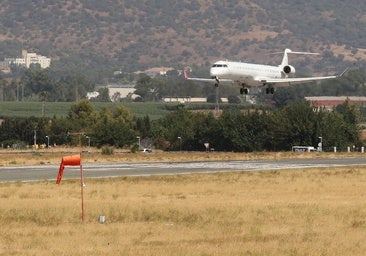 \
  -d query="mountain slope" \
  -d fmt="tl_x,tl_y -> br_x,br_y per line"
0,0 -> 365,72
